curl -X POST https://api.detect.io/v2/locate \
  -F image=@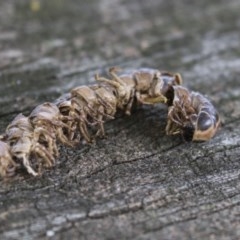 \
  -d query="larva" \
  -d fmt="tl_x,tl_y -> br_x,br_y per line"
0,67 -> 219,178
